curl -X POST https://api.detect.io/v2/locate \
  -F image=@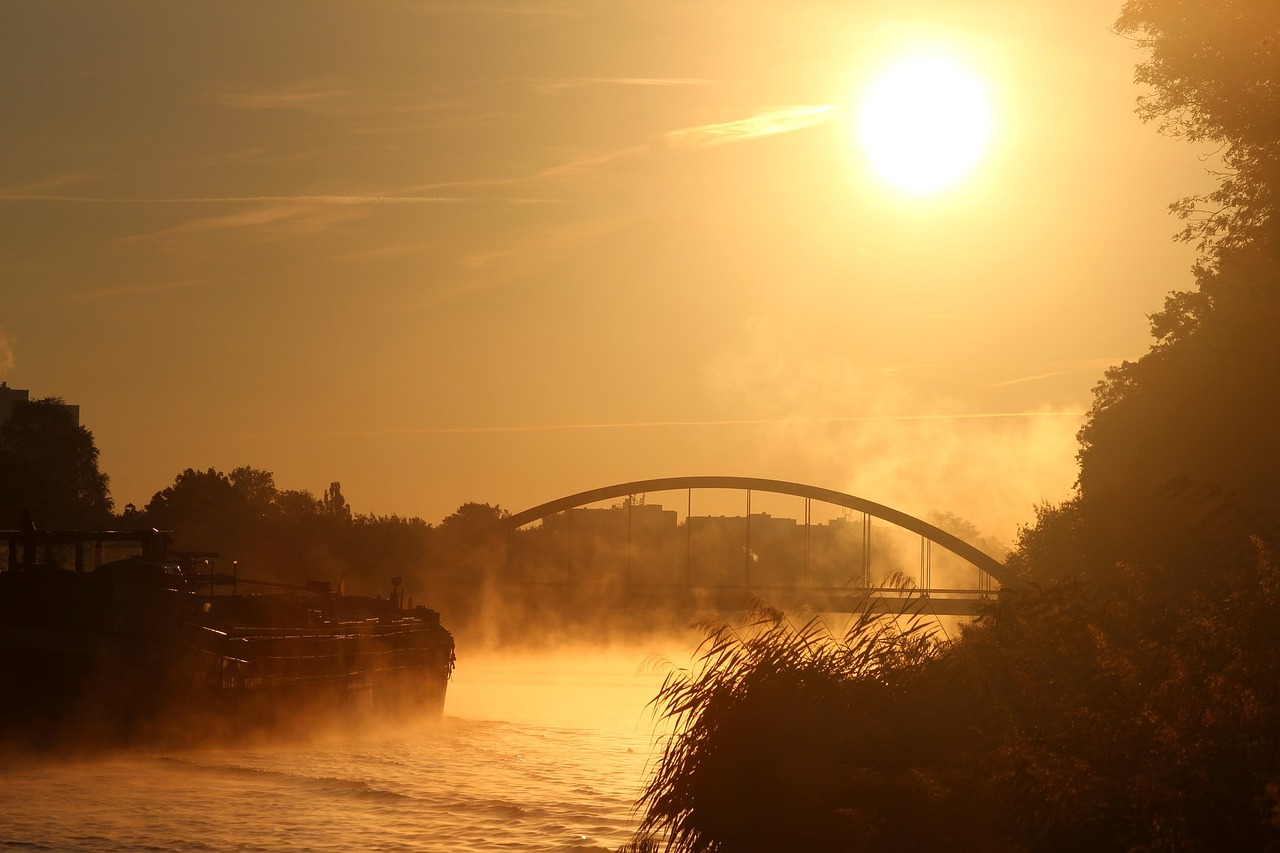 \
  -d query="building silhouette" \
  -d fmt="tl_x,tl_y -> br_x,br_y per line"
0,383 -> 79,427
